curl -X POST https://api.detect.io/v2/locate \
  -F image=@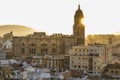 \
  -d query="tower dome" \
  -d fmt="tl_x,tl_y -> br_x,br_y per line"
74,5 -> 84,25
